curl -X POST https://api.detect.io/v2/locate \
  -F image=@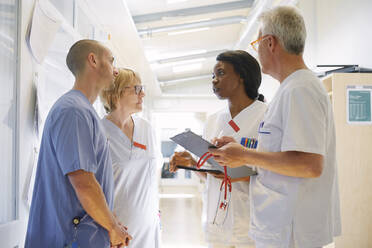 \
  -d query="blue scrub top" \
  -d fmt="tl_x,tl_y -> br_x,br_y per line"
25,90 -> 114,248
